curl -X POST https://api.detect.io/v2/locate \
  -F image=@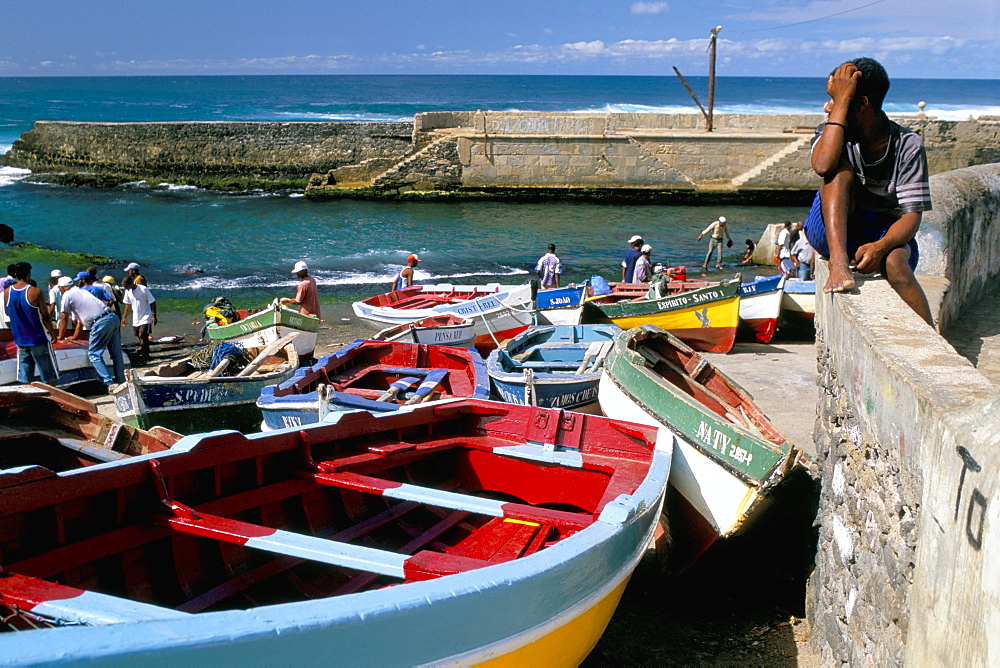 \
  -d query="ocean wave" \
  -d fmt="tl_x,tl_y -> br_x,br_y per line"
156,183 -> 200,191
155,266 -> 531,293
0,166 -> 31,187
271,110 -> 413,123
909,105 -> 1000,121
